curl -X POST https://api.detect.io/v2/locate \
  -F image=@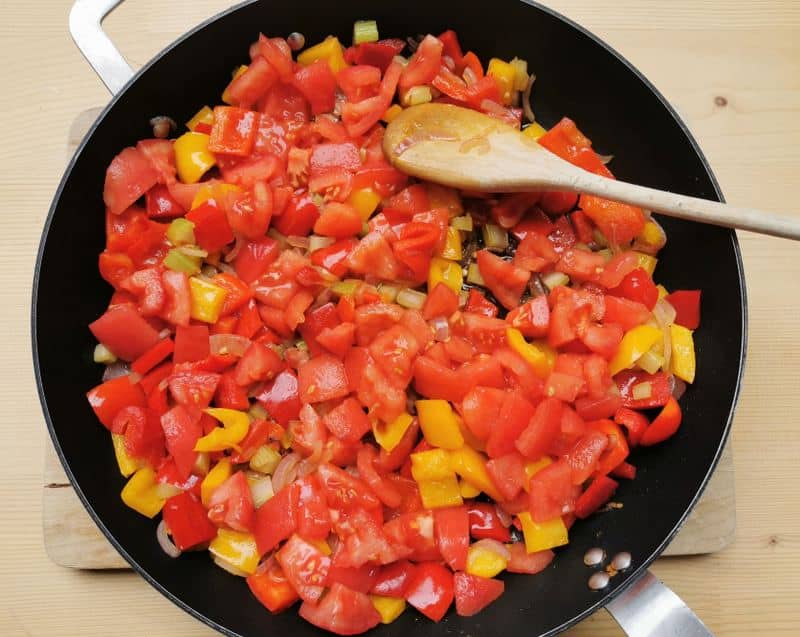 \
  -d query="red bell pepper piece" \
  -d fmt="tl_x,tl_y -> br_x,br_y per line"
575,475 -> 619,519
247,558 -> 300,613
464,289 -> 499,318
611,461 -> 637,480
453,572 -> 504,617
162,491 -> 217,550
467,503 -> 511,542
640,396 -> 683,446
345,39 -> 406,72
616,370 -> 672,409
404,561 -> 454,622
130,338 -> 174,376
208,106 -> 258,156
145,184 -> 185,220
609,268 -> 658,310
613,407 -> 649,447
370,560 -> 417,598
433,506 -> 470,571
185,202 -> 234,253
665,289 -> 702,330
588,419 -> 630,476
